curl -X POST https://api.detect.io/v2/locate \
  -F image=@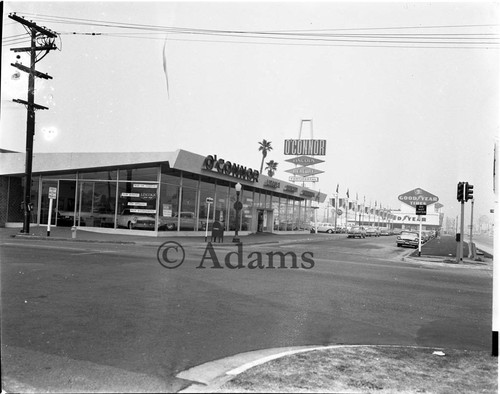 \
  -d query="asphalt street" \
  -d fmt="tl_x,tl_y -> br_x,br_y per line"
0,232 -> 493,392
